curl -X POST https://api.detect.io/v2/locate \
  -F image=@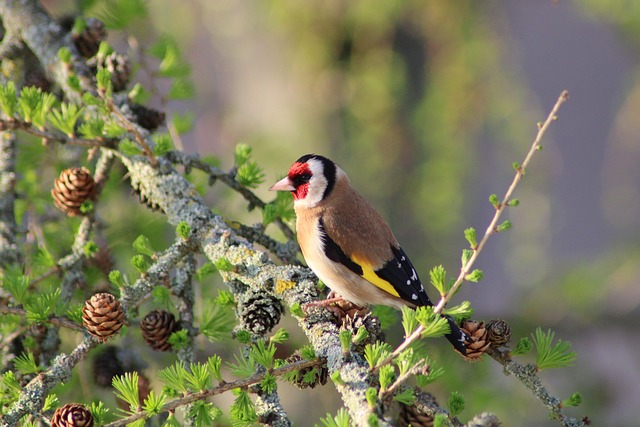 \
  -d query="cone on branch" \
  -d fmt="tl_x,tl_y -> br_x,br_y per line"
398,402 -> 434,427
324,291 -> 369,325
130,103 -> 166,132
340,311 -> 383,352
96,52 -> 131,92
82,293 -> 125,342
140,310 -> 178,351
459,320 -> 490,361
486,319 -> 512,348
52,167 -> 96,217
92,345 -> 126,387
284,351 -> 328,389
239,293 -> 284,335
51,403 -> 94,427
72,17 -> 107,58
